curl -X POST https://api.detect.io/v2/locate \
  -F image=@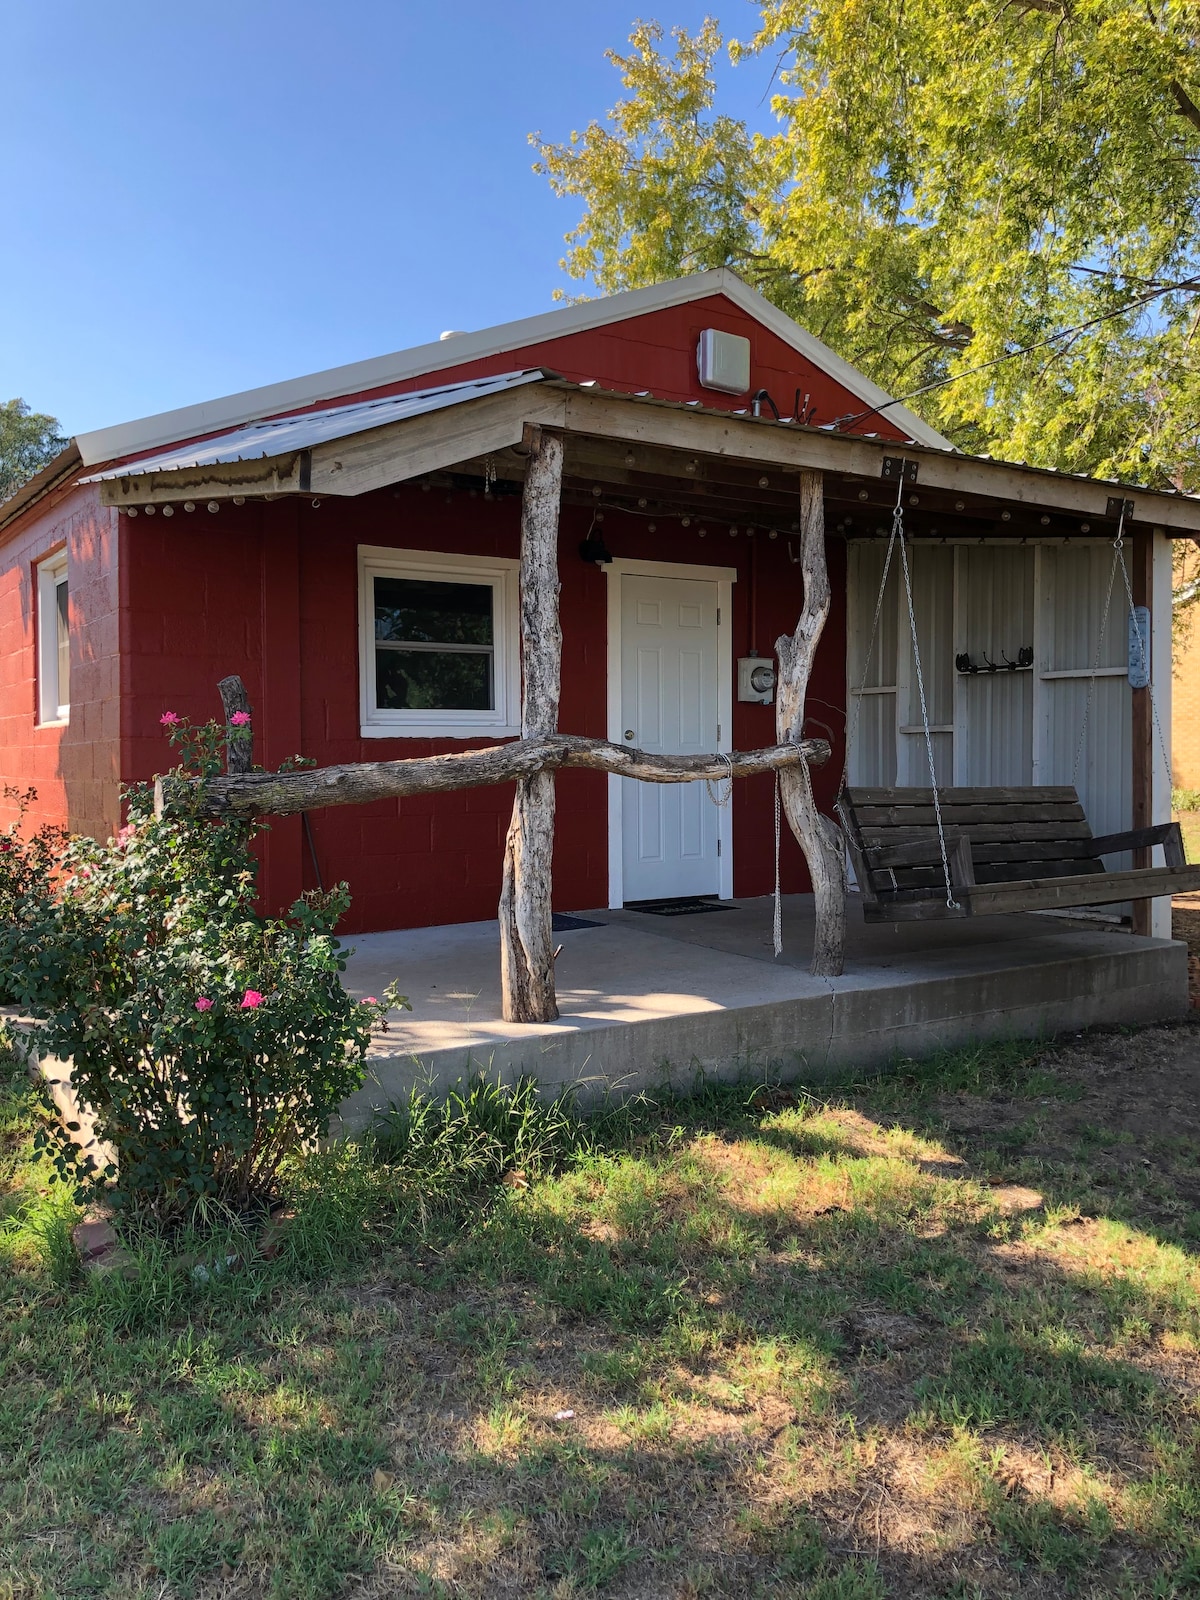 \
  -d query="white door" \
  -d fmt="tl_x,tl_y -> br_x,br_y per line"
619,572 -> 722,902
